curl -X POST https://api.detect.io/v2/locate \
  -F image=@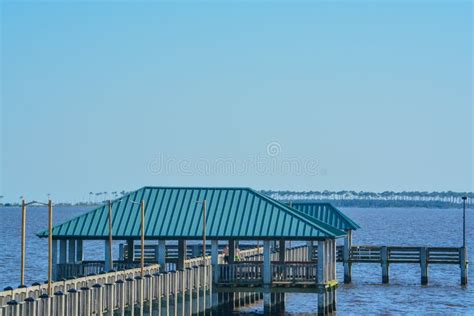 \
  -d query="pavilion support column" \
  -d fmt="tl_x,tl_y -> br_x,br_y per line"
76,240 -> 83,262
126,239 -> 135,263
59,240 -> 67,263
52,239 -> 58,281
58,240 -> 67,280
211,240 -> 219,283
263,240 -> 271,285
279,240 -> 285,263
228,240 -> 235,264
104,239 -> 111,272
307,241 -> 313,261
177,240 -> 186,270
317,240 -> 327,315
343,230 -> 352,283
68,240 -> 76,263
263,240 -> 272,315
157,240 -> 166,272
